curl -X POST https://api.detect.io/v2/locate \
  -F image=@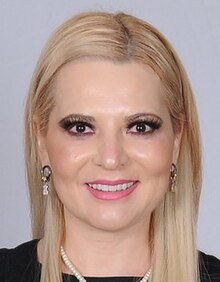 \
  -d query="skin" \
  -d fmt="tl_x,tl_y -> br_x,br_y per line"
37,60 -> 181,276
